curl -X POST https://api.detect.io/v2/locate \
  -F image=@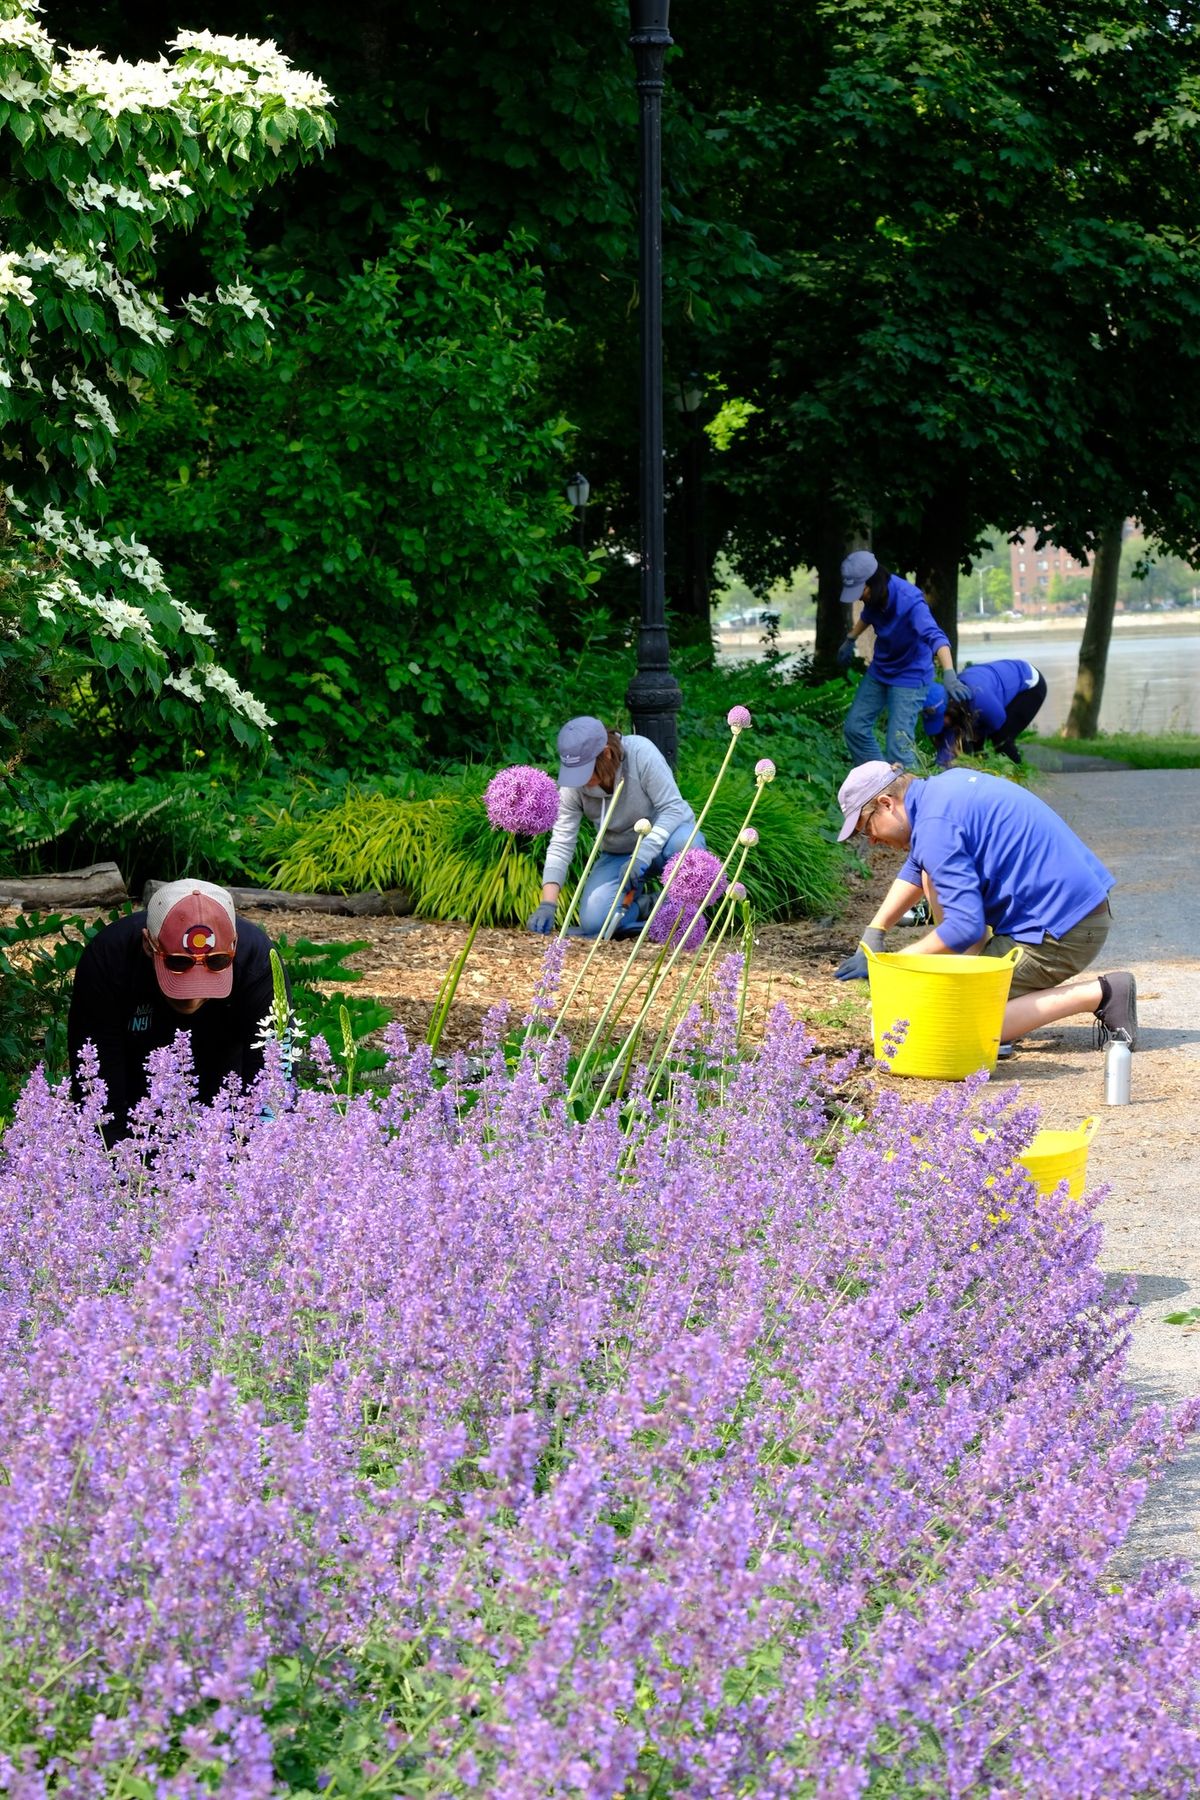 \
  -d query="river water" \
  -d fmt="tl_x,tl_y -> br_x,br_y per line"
717,626 -> 1200,736
959,632 -> 1200,736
